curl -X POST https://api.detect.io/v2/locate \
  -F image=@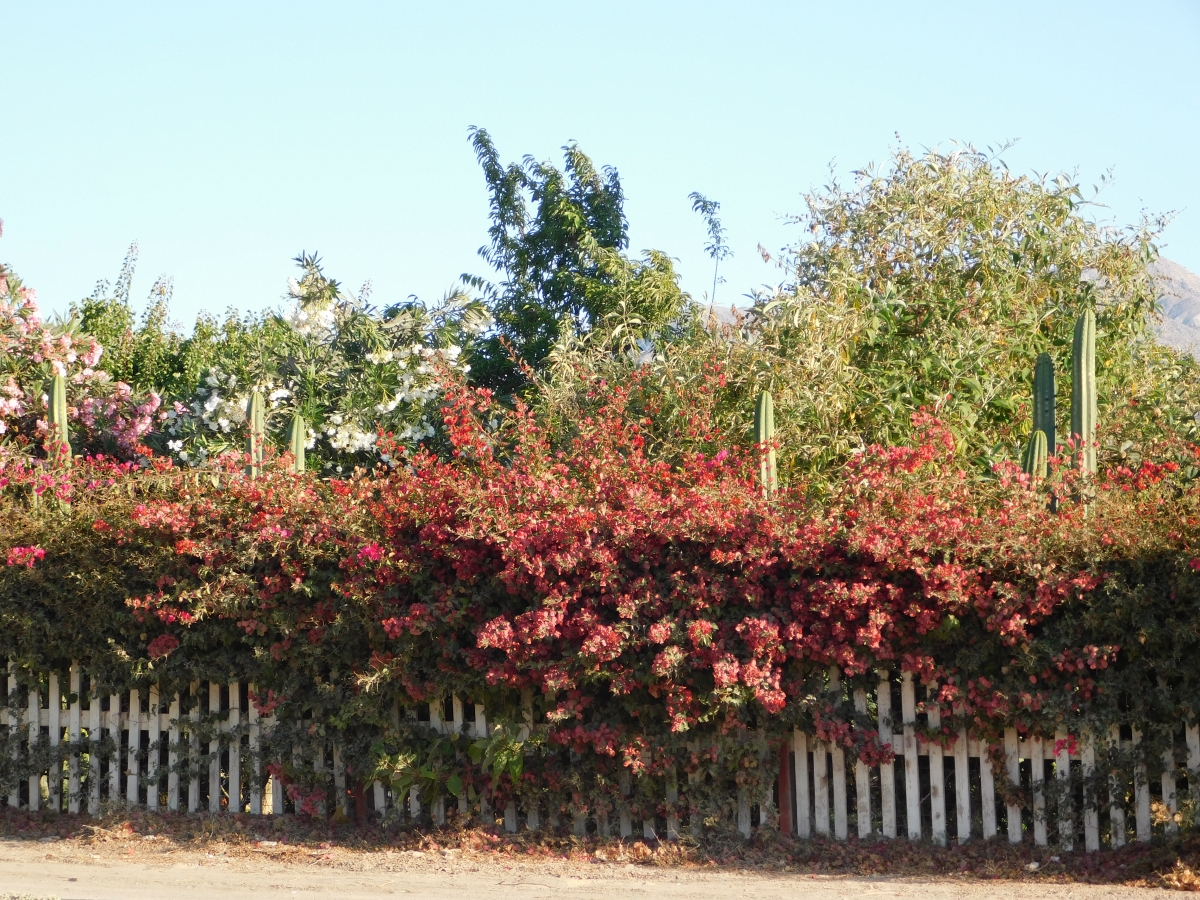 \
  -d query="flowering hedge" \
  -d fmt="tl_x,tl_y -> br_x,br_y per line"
2,363 -> 1200,829
0,266 -> 159,456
